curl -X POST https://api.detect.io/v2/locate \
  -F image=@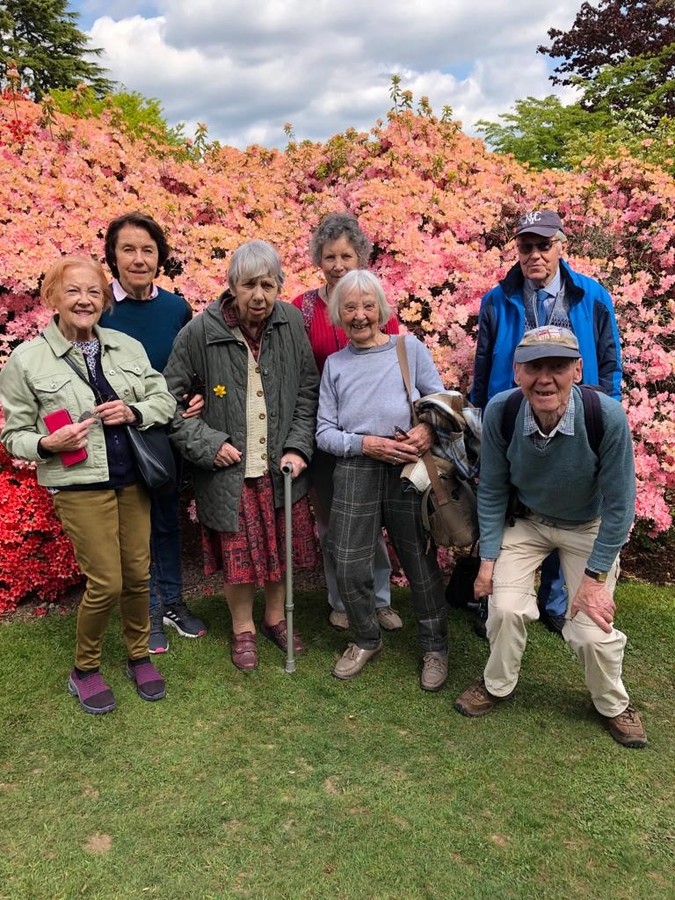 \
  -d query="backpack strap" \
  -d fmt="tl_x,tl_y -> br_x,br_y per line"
500,384 -> 604,455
